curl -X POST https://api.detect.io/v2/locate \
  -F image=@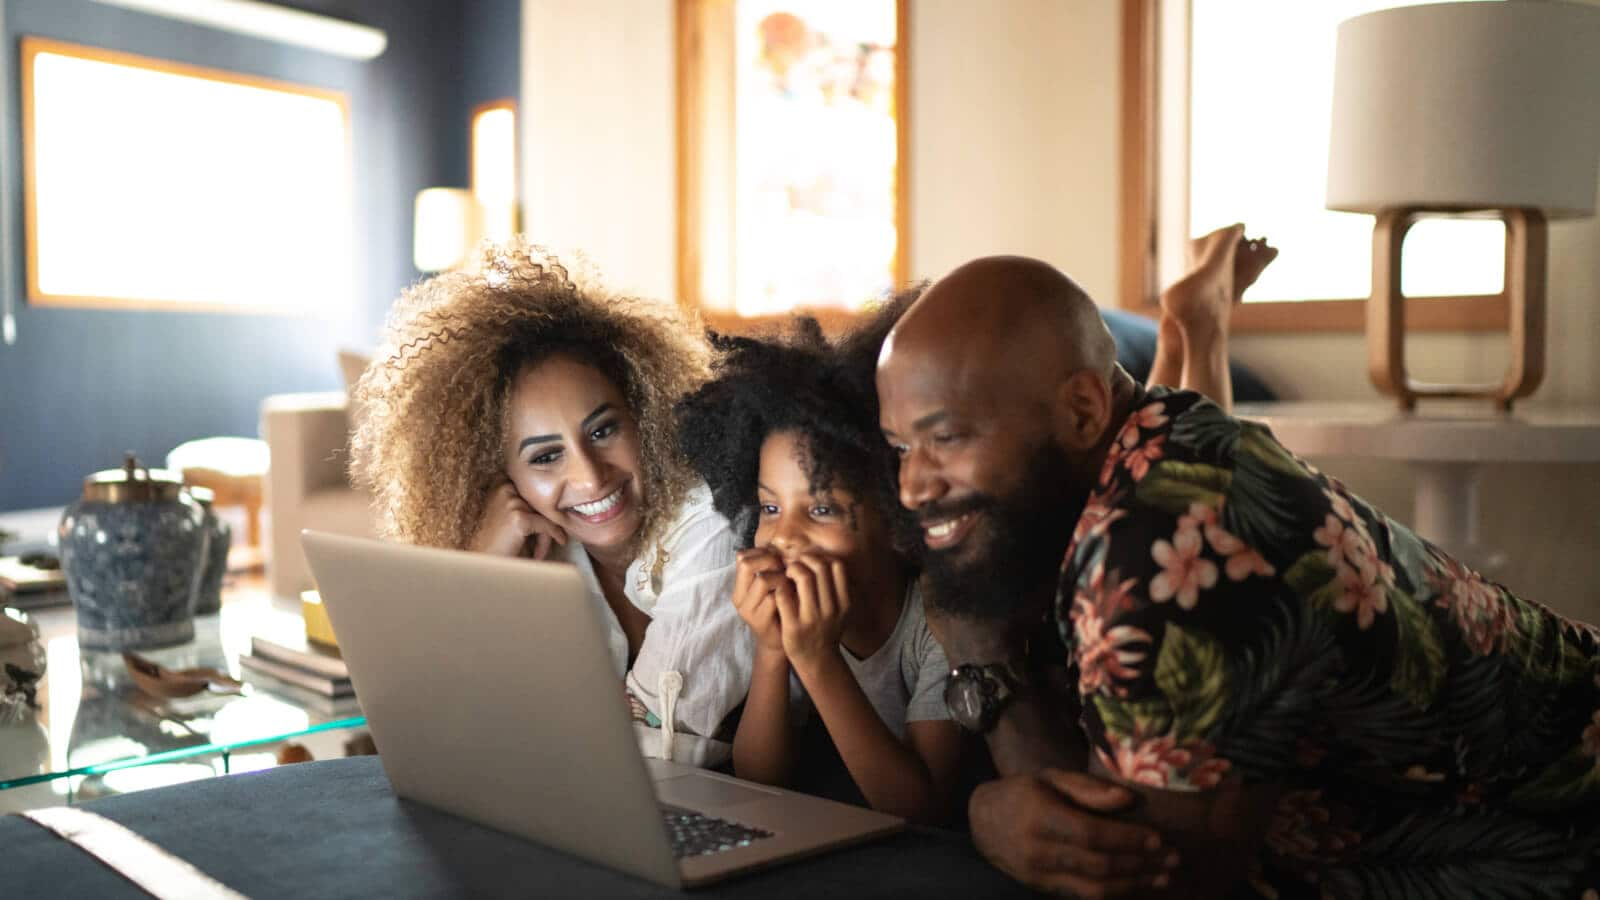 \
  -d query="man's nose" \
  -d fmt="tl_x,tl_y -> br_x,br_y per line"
898,445 -> 947,511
